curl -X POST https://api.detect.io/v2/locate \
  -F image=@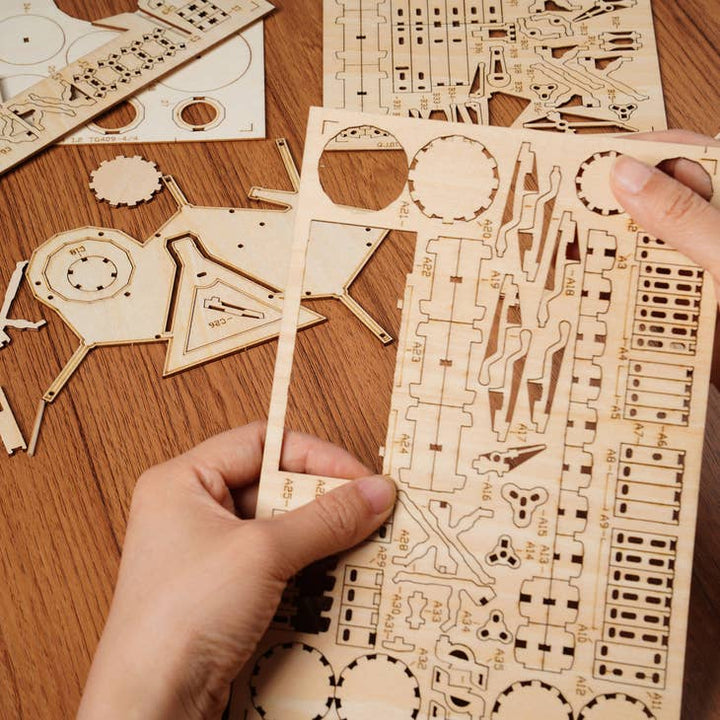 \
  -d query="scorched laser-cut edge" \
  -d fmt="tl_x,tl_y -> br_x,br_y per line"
0,0 -> 273,175
323,0 -> 667,133
229,107 -> 720,720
